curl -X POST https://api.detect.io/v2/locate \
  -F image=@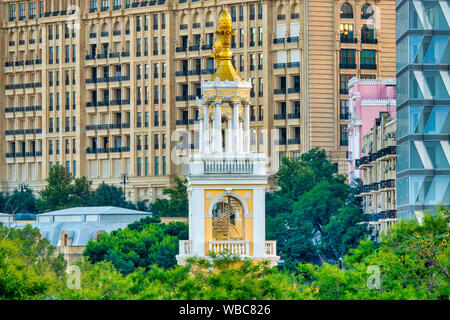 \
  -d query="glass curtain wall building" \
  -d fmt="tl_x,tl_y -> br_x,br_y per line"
396,0 -> 450,220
